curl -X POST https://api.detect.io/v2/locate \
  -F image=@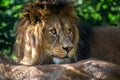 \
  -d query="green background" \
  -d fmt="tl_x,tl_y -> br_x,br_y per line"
0,0 -> 120,58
